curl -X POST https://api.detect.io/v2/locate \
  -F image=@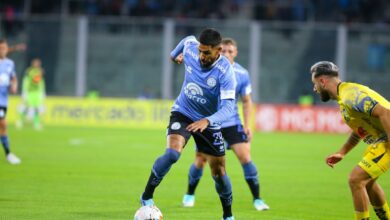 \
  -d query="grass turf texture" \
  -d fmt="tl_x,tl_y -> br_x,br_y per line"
0,126 -> 389,219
